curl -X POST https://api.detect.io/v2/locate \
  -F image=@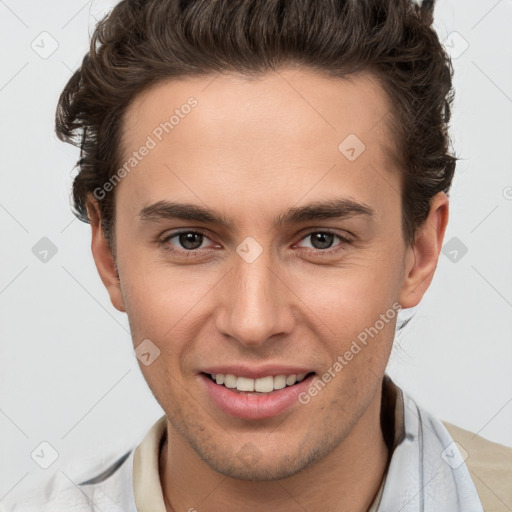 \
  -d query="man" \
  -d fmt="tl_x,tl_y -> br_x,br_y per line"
6,0 -> 511,510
